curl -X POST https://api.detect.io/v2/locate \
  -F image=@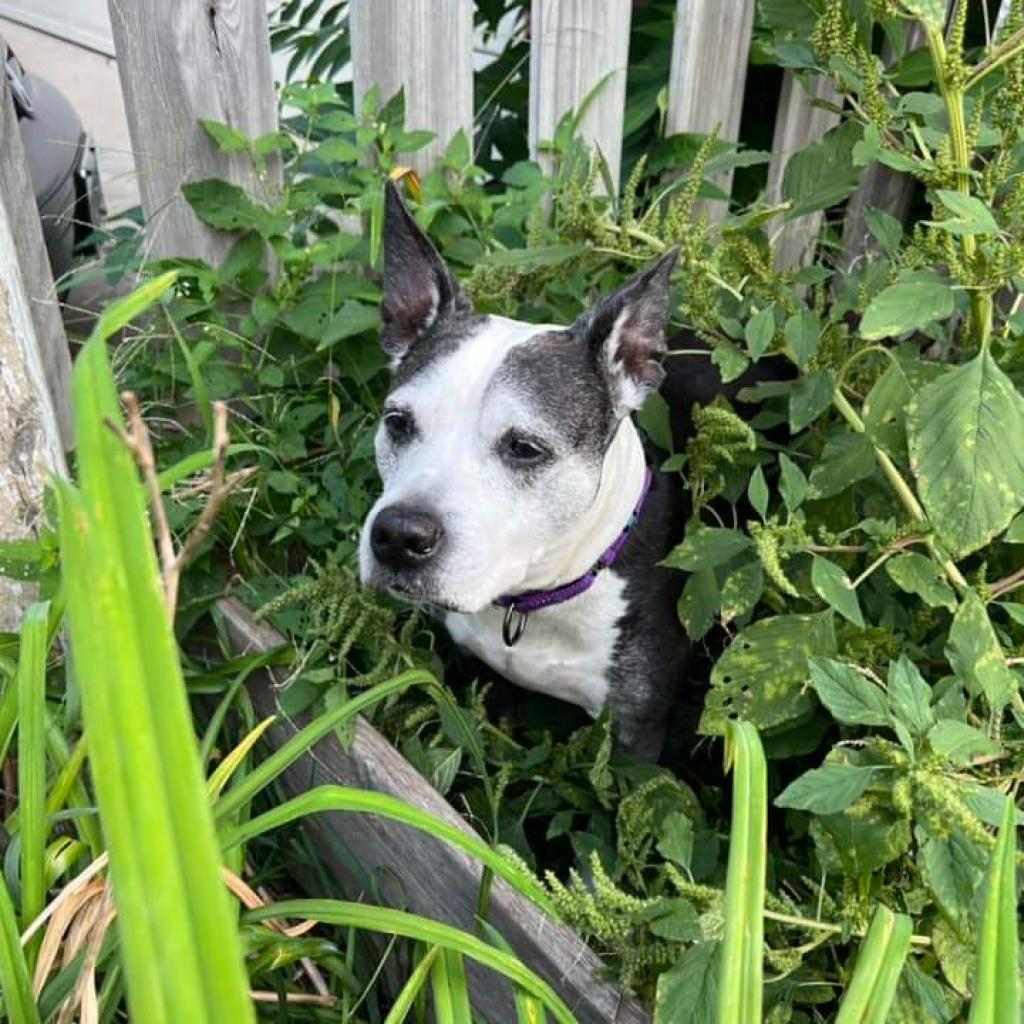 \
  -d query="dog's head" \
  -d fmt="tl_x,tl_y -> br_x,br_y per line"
359,181 -> 677,612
